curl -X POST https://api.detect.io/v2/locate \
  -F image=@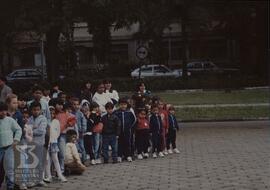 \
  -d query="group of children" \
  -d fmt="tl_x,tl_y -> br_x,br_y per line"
0,80 -> 180,190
